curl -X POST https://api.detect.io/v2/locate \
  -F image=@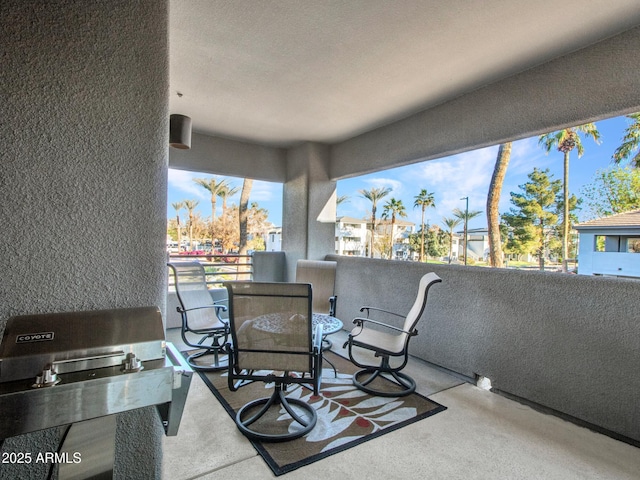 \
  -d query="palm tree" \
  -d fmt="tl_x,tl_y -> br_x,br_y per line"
539,123 -> 600,272
442,217 -> 462,264
486,143 -> 512,267
414,189 -> 435,262
171,201 -> 184,251
382,198 -> 407,258
238,178 -> 253,264
612,112 -> 640,168
359,186 -> 392,257
336,194 -> 349,207
182,199 -> 199,251
453,207 -> 482,264
194,177 -> 229,222
218,184 -> 240,217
